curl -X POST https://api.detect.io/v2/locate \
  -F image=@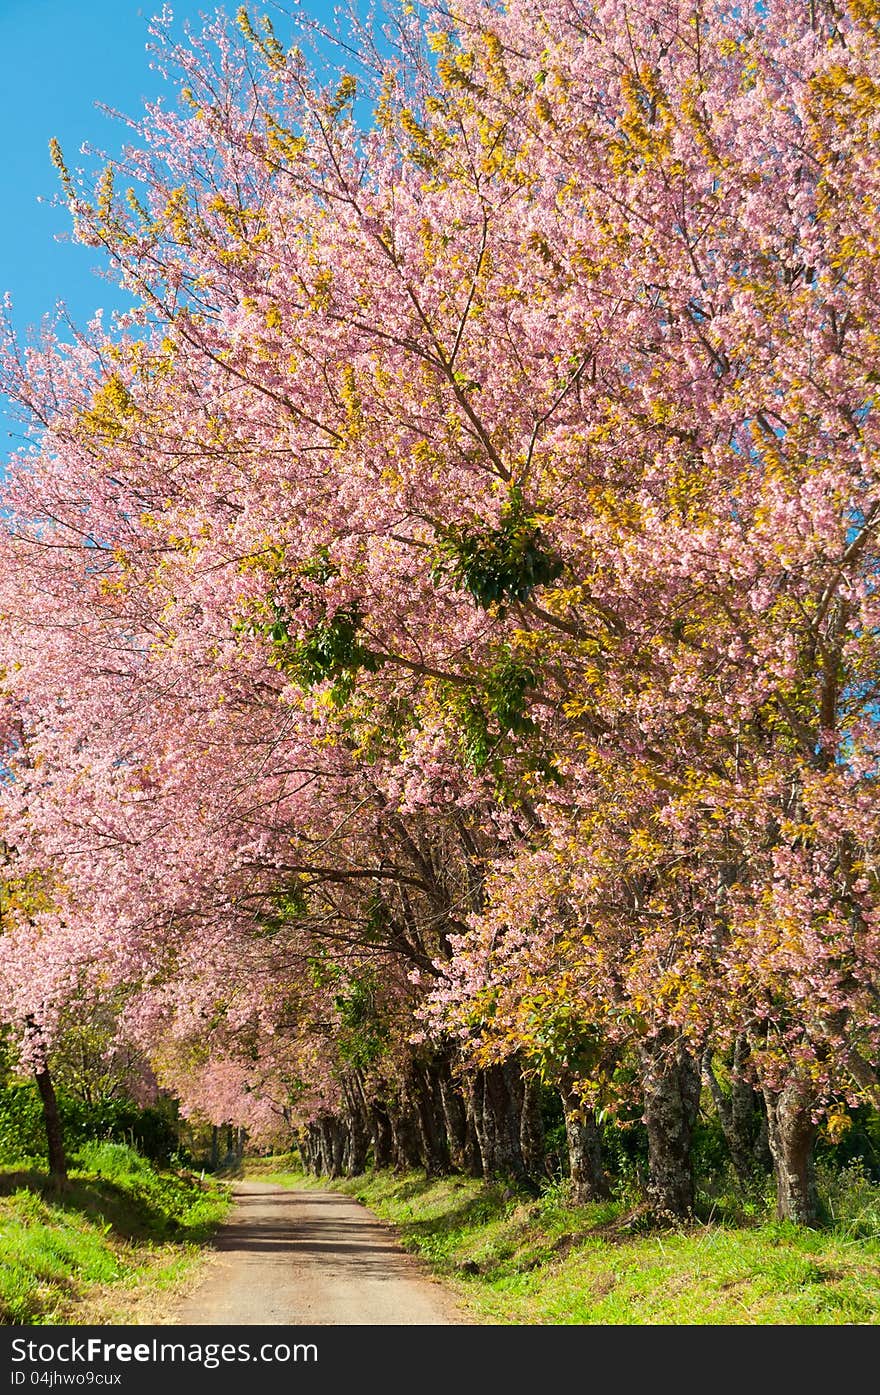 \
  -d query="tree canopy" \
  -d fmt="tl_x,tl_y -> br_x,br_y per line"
2,0 -> 880,1222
